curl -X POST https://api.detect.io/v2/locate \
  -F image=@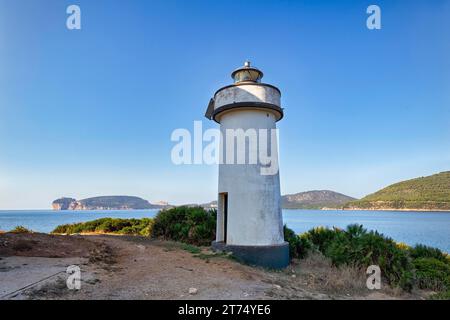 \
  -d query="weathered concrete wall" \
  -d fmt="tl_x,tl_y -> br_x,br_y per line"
217,109 -> 284,246
214,84 -> 281,110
